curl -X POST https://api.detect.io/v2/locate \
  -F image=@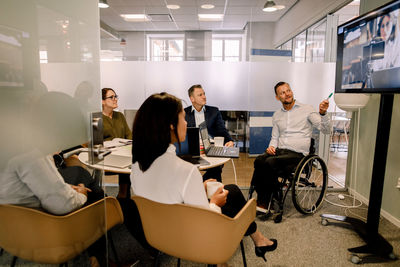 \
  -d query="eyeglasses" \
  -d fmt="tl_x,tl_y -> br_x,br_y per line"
105,95 -> 118,100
